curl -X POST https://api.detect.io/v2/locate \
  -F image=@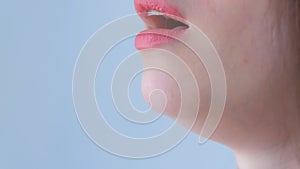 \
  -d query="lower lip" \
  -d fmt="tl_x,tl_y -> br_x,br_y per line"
135,27 -> 188,50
